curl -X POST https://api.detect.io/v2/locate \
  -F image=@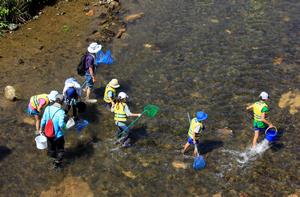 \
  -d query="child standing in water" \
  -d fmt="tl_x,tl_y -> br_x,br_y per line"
111,92 -> 141,147
103,79 -> 120,109
246,91 -> 275,148
183,111 -> 208,156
